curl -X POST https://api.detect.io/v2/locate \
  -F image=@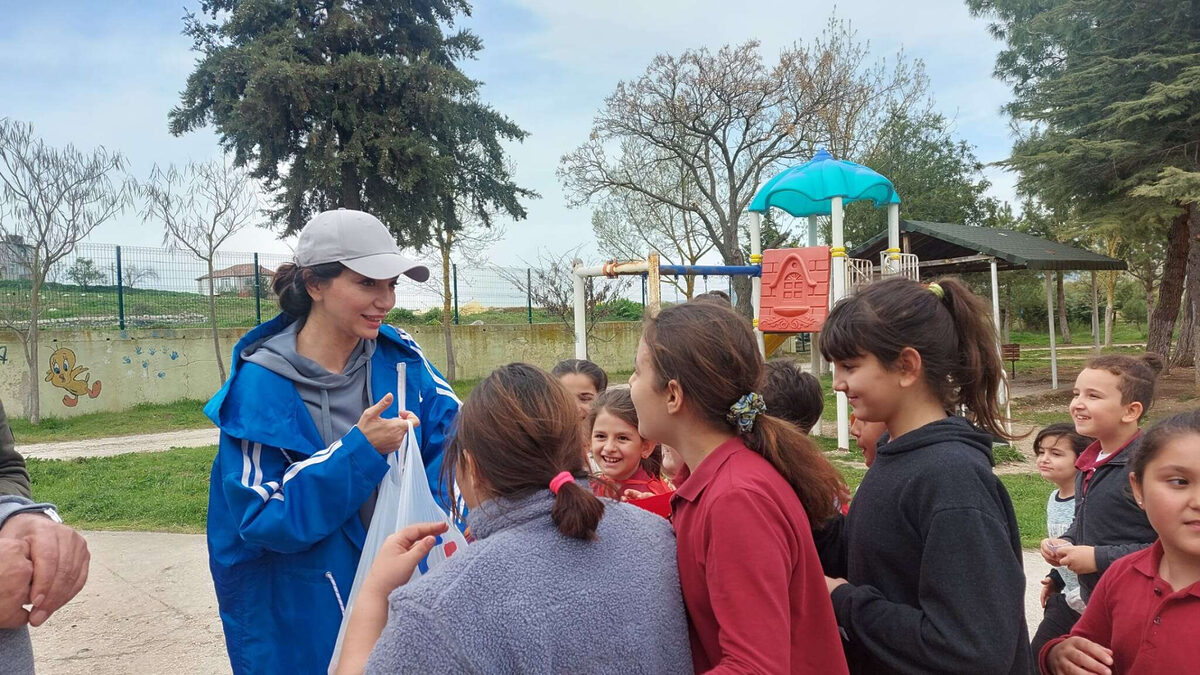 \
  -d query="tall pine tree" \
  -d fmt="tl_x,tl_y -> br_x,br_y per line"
170,0 -> 534,246
969,0 -> 1200,361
